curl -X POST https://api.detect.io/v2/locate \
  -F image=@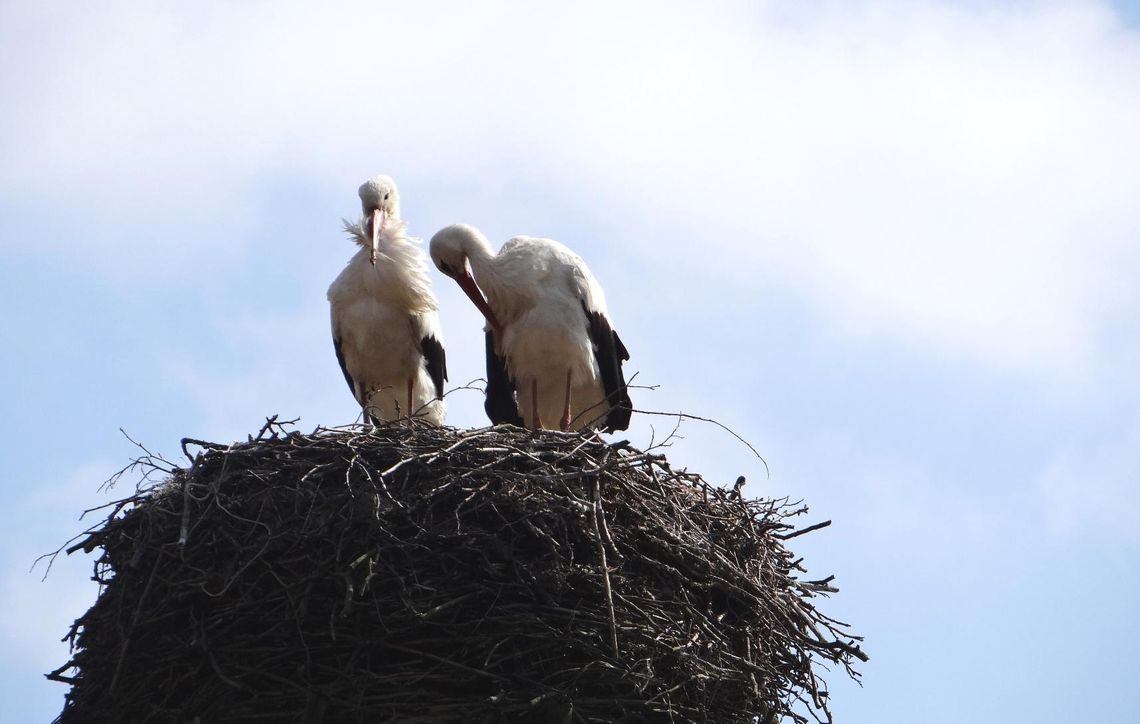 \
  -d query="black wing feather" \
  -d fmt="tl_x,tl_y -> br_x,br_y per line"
332,335 -> 357,399
582,301 -> 633,432
420,334 -> 448,399
484,329 -> 524,426
613,329 -> 630,362
334,335 -> 379,425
